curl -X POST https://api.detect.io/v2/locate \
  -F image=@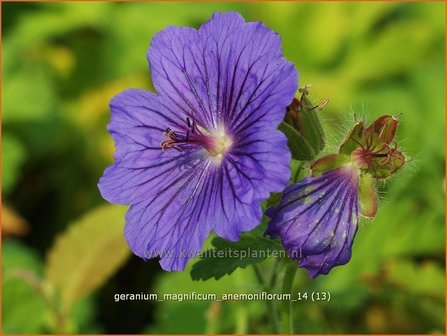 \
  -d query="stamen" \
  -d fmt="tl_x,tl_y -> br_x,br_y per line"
159,119 -> 232,159
310,98 -> 329,111
298,83 -> 312,96
317,98 -> 329,110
